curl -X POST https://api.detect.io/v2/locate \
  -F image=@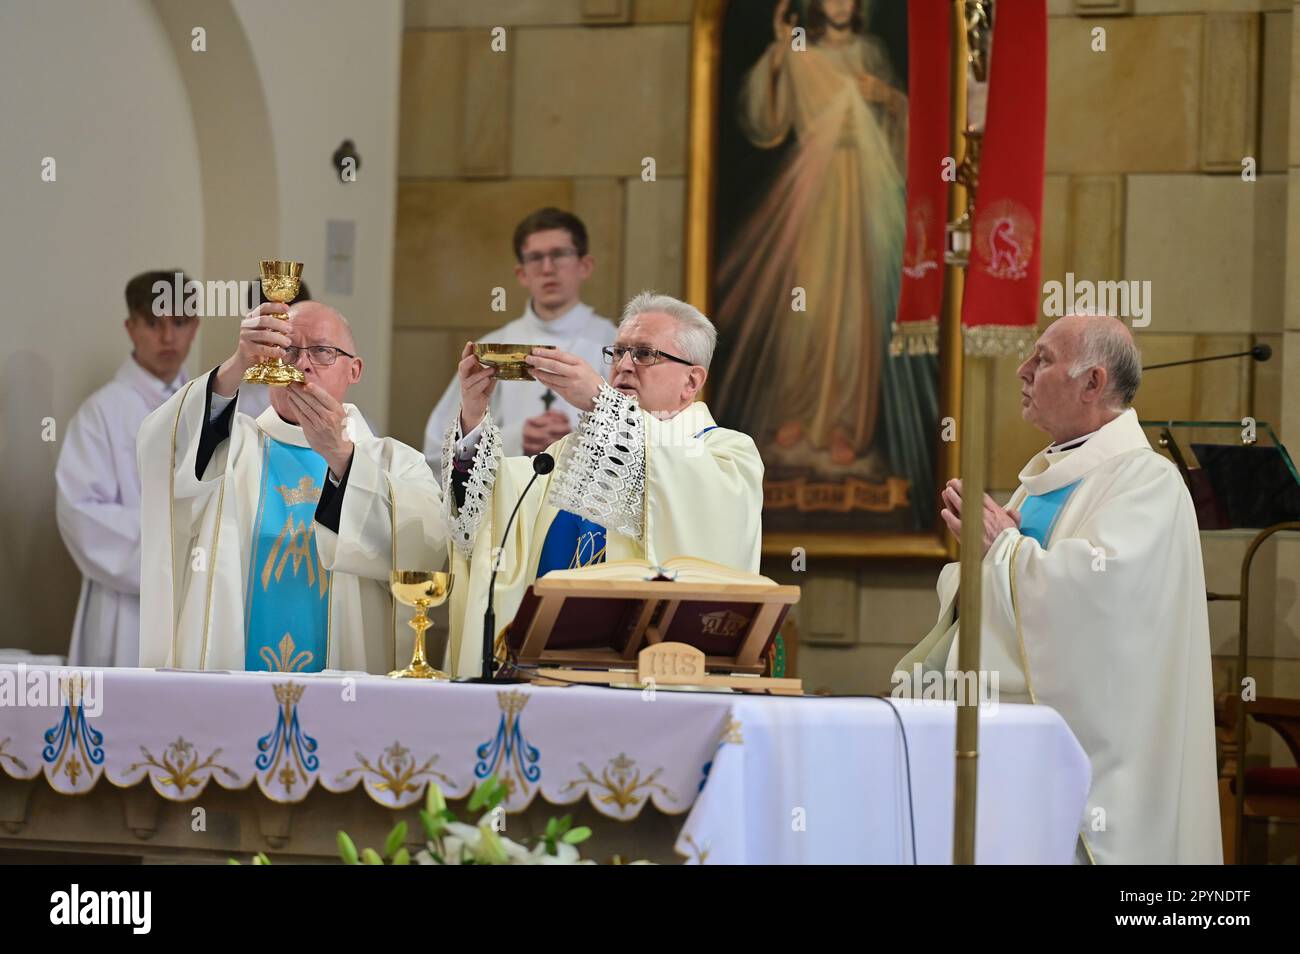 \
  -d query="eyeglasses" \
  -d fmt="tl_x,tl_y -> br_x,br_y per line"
283,345 -> 356,367
601,345 -> 693,368
520,248 -> 580,270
